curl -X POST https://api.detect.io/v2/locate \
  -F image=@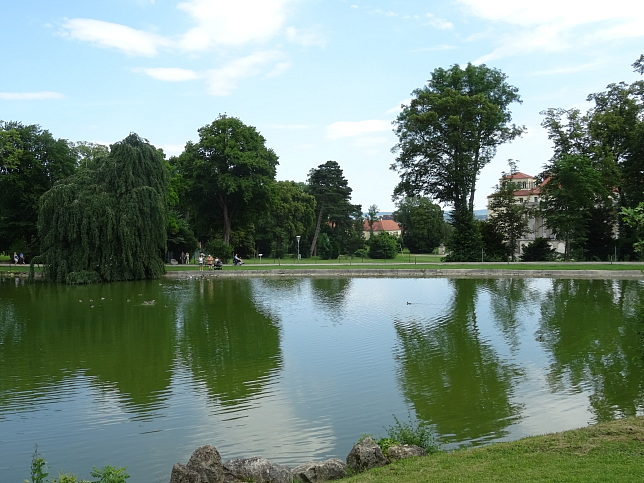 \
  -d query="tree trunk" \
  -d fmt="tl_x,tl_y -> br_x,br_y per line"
310,208 -> 324,257
219,196 -> 232,245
